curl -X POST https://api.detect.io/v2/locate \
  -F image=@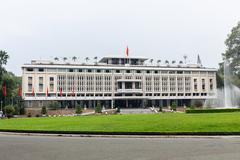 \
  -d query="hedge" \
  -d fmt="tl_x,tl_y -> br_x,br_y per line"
186,108 -> 240,114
